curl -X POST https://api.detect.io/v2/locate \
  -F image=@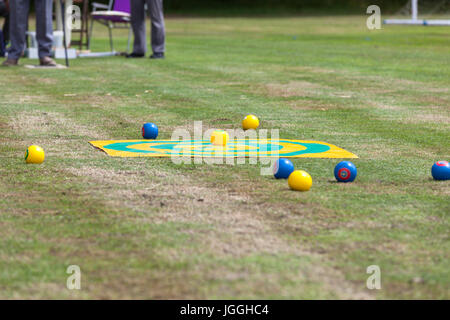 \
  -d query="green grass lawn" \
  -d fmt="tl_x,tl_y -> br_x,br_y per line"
0,16 -> 449,299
